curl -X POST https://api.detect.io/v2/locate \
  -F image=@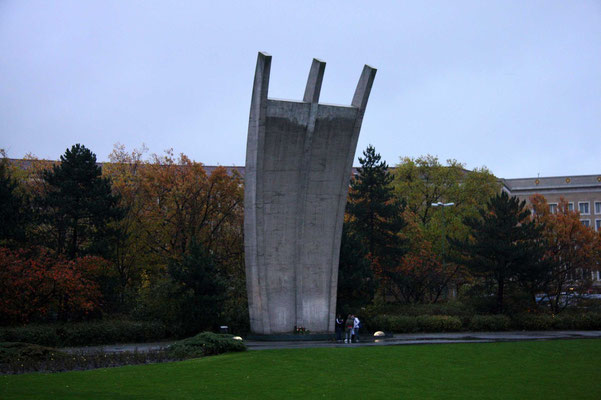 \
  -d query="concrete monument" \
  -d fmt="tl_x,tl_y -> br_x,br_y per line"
245,52 -> 376,334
